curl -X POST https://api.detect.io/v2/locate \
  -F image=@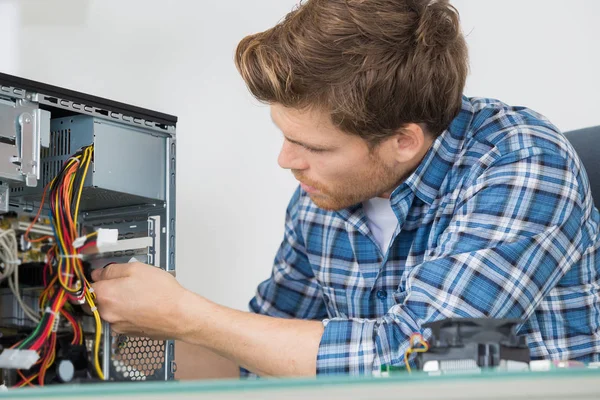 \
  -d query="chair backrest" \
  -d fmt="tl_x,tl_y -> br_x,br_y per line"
563,126 -> 600,209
